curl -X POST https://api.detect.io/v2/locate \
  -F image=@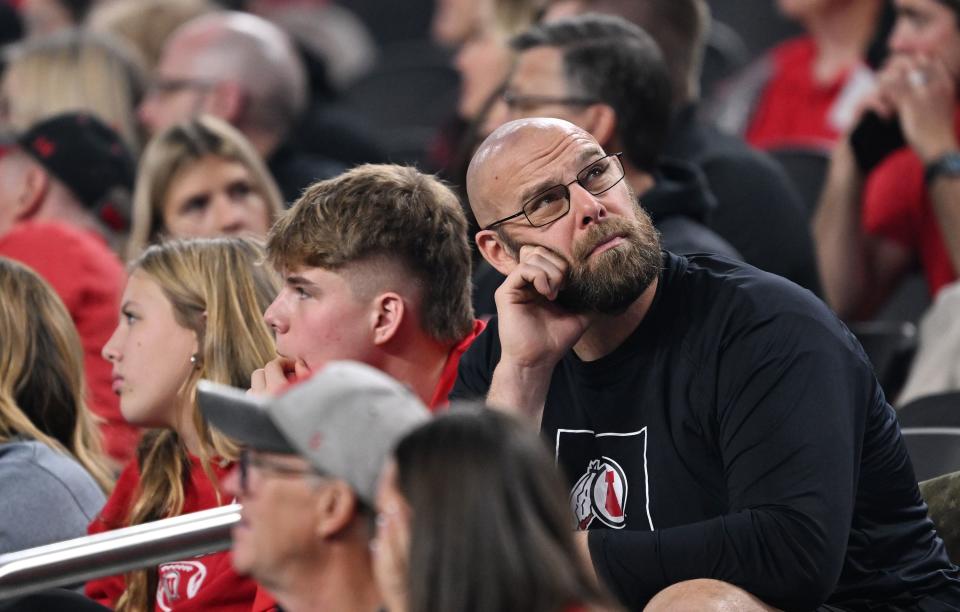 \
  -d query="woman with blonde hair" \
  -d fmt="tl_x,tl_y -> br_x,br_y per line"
86,237 -> 279,611
0,28 -> 146,151
0,256 -> 112,554
126,115 -> 285,261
